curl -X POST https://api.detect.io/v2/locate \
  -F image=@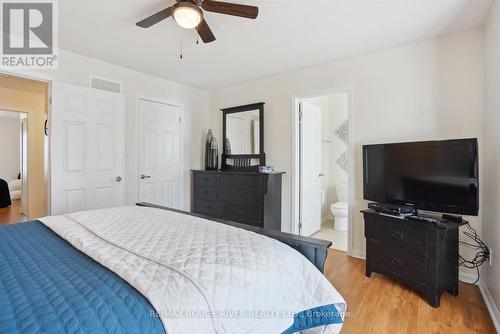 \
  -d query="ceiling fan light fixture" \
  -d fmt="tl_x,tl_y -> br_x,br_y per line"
172,2 -> 202,29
